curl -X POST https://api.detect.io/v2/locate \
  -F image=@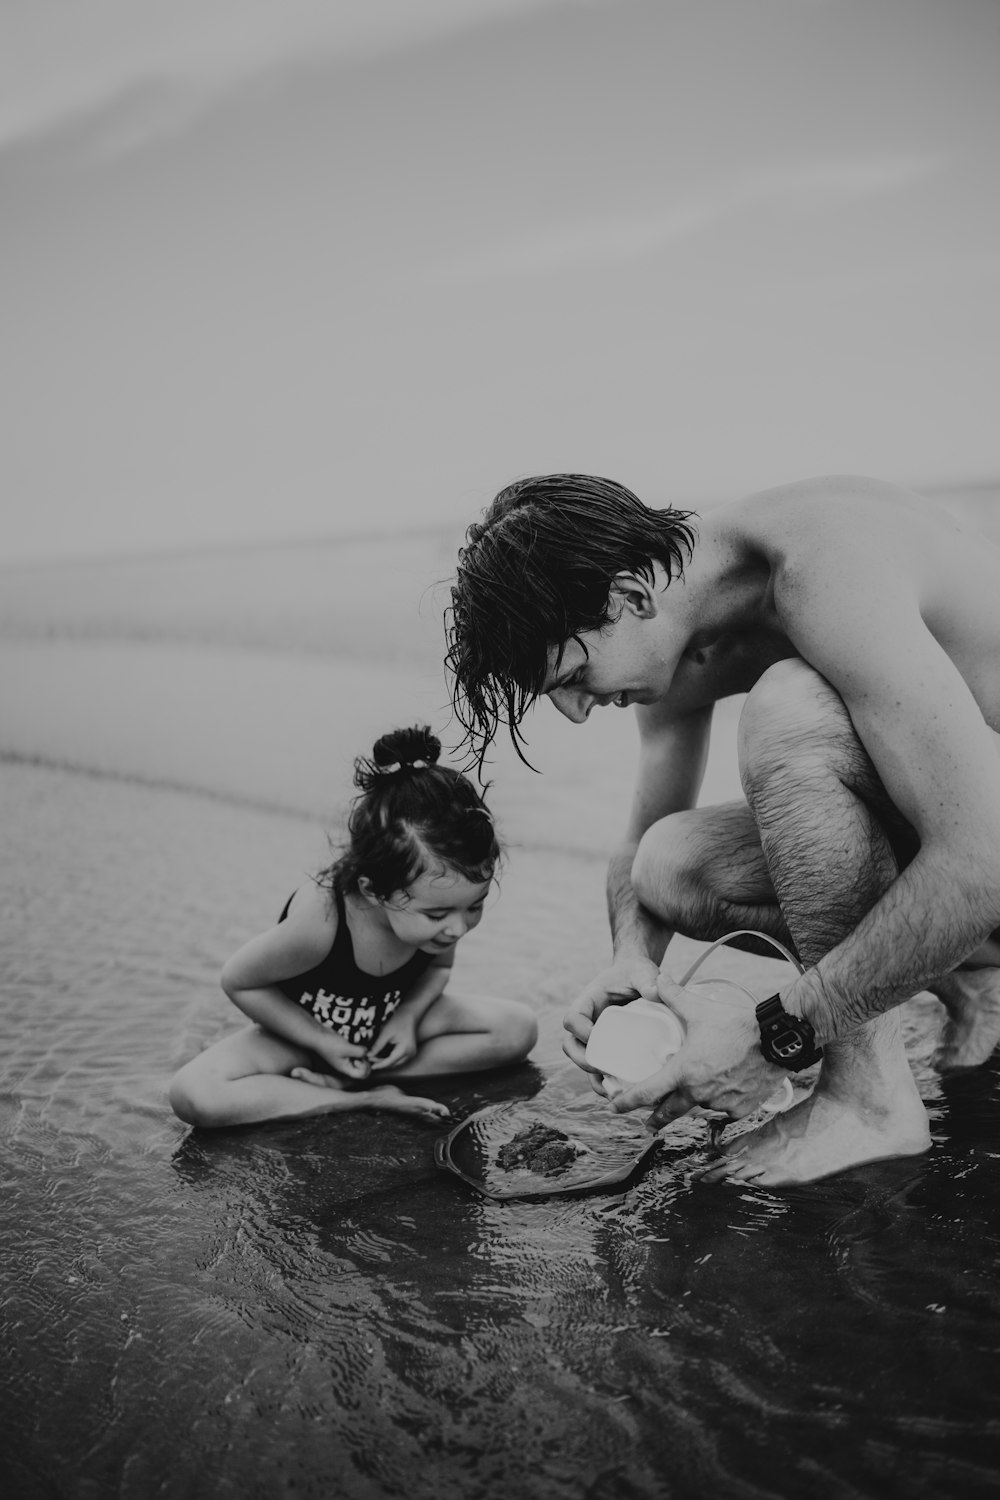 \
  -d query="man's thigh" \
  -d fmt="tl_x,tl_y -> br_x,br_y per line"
741,659 -> 921,869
